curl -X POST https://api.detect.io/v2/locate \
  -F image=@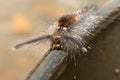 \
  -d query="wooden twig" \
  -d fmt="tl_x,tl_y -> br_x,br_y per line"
26,50 -> 68,80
